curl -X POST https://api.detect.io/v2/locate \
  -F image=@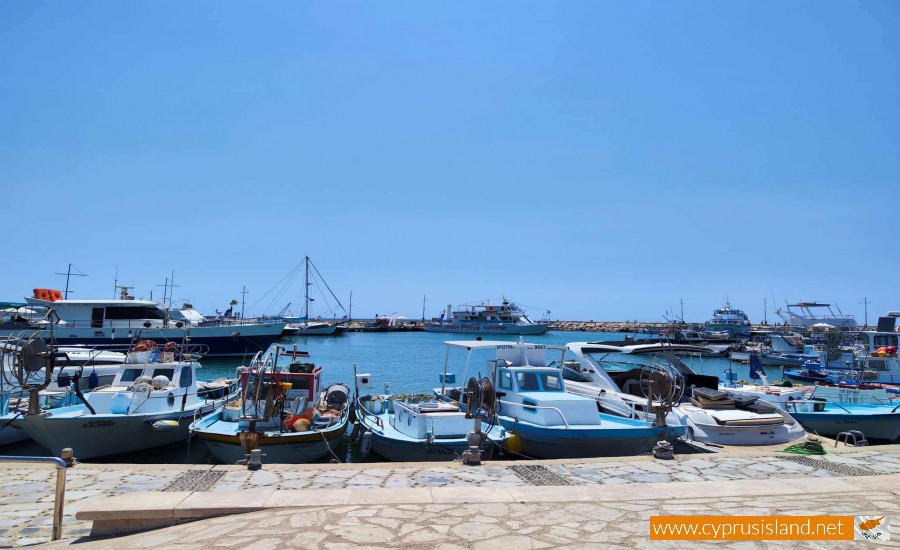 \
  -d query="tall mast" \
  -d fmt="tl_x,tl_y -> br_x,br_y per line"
304,256 -> 310,320
422,295 -> 428,321
349,291 -> 353,321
